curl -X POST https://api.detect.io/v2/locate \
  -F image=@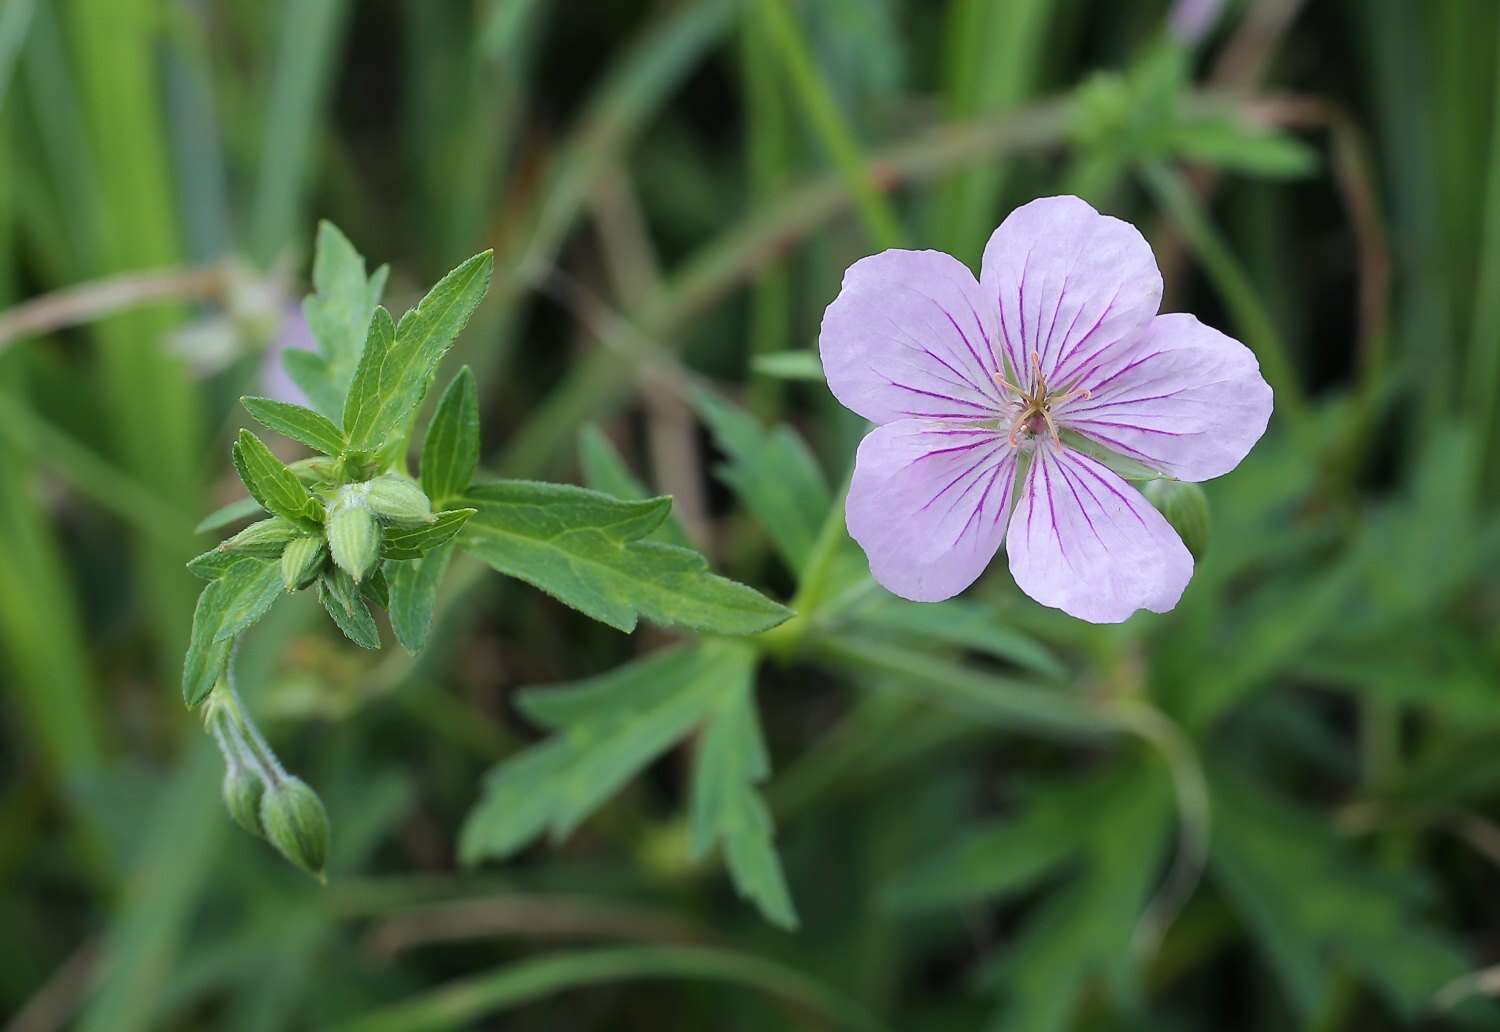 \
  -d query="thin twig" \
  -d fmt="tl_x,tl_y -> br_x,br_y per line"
0,263 -> 231,350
